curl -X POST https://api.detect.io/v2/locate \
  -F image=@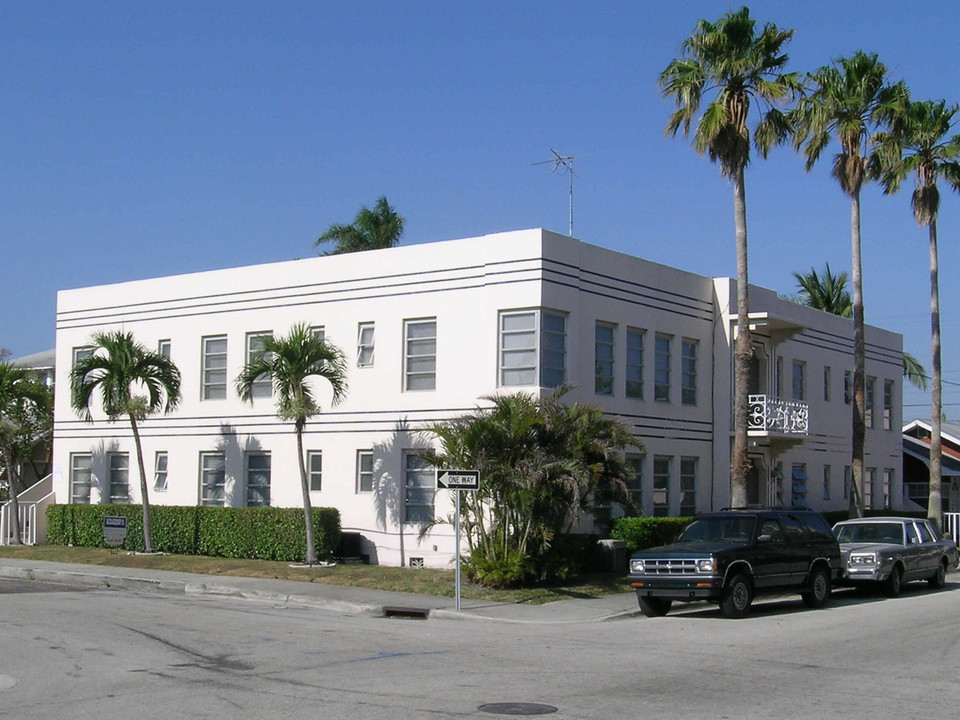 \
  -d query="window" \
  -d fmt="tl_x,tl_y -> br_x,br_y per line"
864,467 -> 875,509
843,466 -> 851,500
883,379 -> 894,430
791,464 -> 807,507
200,453 -> 225,507
72,346 -> 94,367
499,310 -> 566,388
405,319 -> 437,391
680,457 -> 697,515
865,376 -> 876,429
312,326 -> 325,342
681,339 -> 697,405
624,453 -> 643,515
308,451 -> 322,492
108,453 -> 129,503
844,370 -> 852,405
154,451 -> 168,492
654,334 -> 671,402
404,452 -> 434,523
626,328 -> 644,399
70,453 -> 92,504
792,360 -> 805,401
653,456 -> 671,516
202,335 -> 228,400
883,468 -> 894,509
245,332 -> 273,399
776,357 -> 783,397
822,465 -> 831,501
916,521 -> 934,543
357,322 -> 375,367
246,452 -> 271,507
823,366 -> 831,402
158,340 -> 171,358
594,323 -> 615,395
357,450 -> 374,492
